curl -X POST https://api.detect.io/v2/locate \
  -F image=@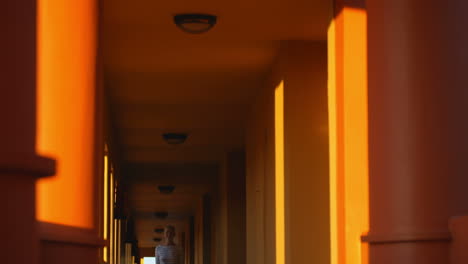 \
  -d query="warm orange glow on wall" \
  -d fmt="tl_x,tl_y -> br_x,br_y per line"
275,81 -> 285,264
36,0 -> 96,228
328,17 -> 340,264
103,154 -> 109,262
328,6 -> 369,264
104,155 -> 109,239
104,247 -> 109,263
343,8 -> 369,264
